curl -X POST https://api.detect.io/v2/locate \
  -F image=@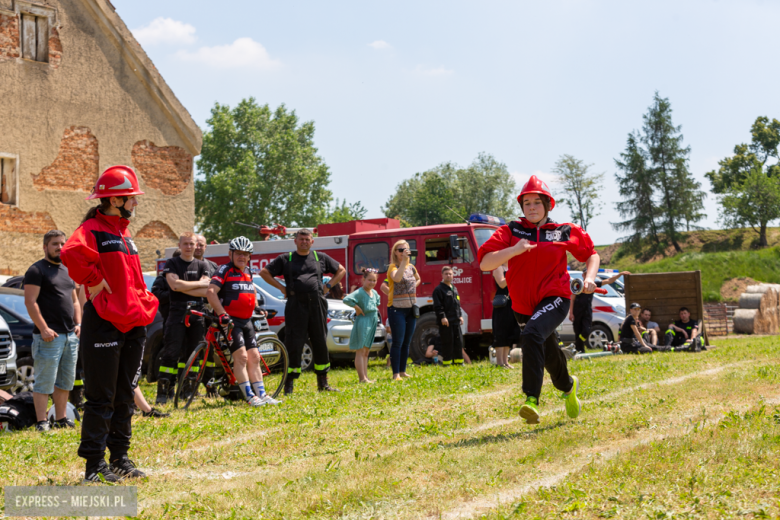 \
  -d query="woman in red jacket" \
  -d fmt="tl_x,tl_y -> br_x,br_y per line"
478,175 -> 600,425
61,165 -> 158,483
